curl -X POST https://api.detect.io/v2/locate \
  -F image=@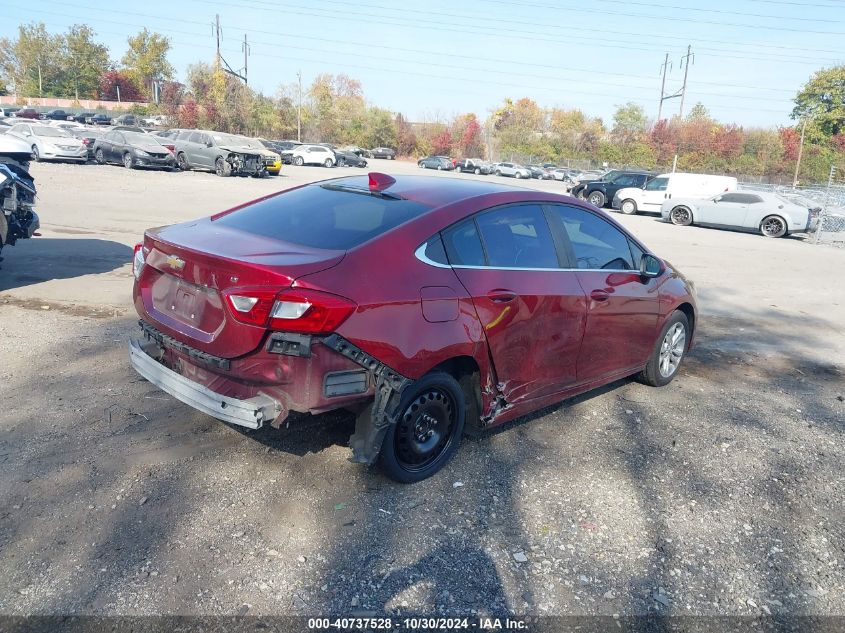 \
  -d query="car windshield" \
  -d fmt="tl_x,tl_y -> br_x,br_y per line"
214,182 -> 431,250
211,133 -> 244,146
33,126 -> 70,137
125,132 -> 158,144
